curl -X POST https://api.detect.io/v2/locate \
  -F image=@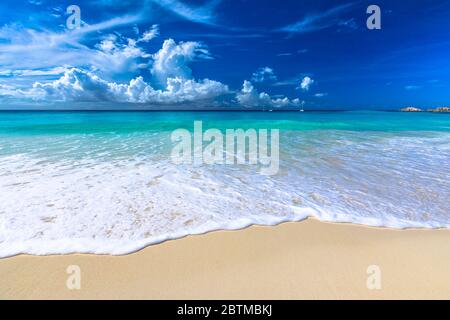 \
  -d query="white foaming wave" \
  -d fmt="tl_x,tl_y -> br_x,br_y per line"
0,131 -> 450,258
0,154 -> 315,258
282,131 -> 450,226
